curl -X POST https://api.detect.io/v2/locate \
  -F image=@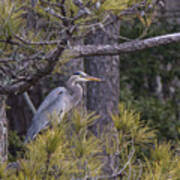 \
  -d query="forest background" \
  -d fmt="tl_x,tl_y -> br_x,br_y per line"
0,0 -> 180,179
